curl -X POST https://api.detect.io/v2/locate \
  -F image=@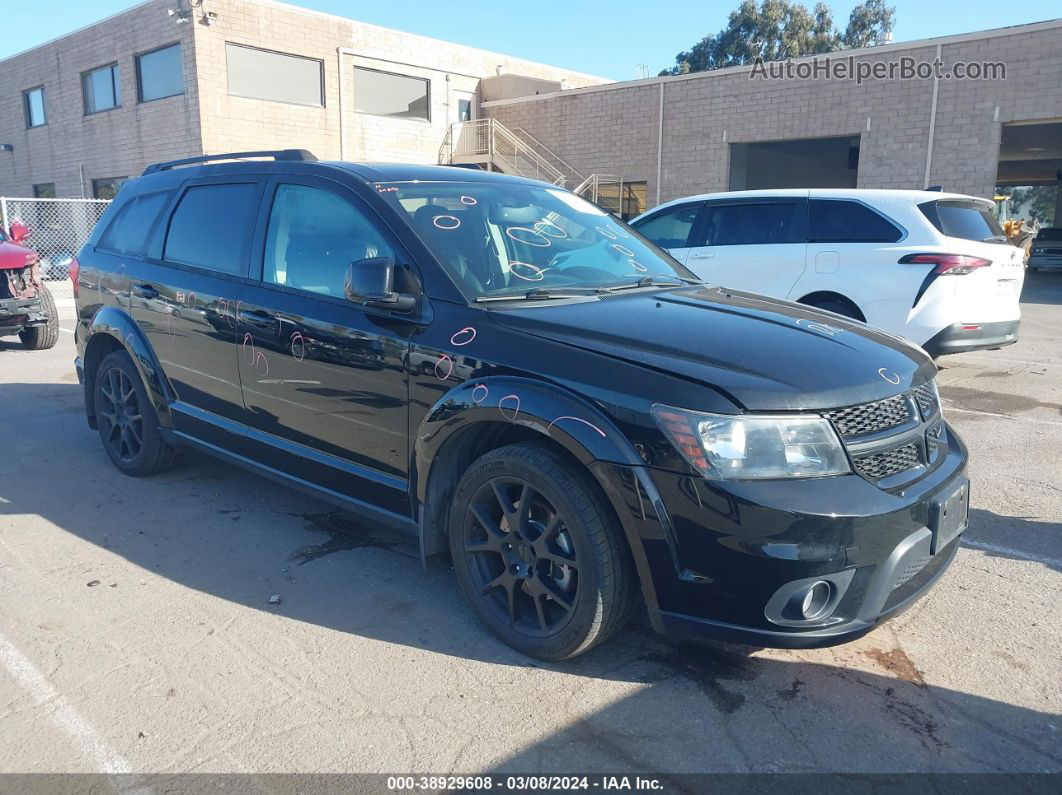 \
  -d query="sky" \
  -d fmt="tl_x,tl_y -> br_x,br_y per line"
2,0 -> 1059,80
